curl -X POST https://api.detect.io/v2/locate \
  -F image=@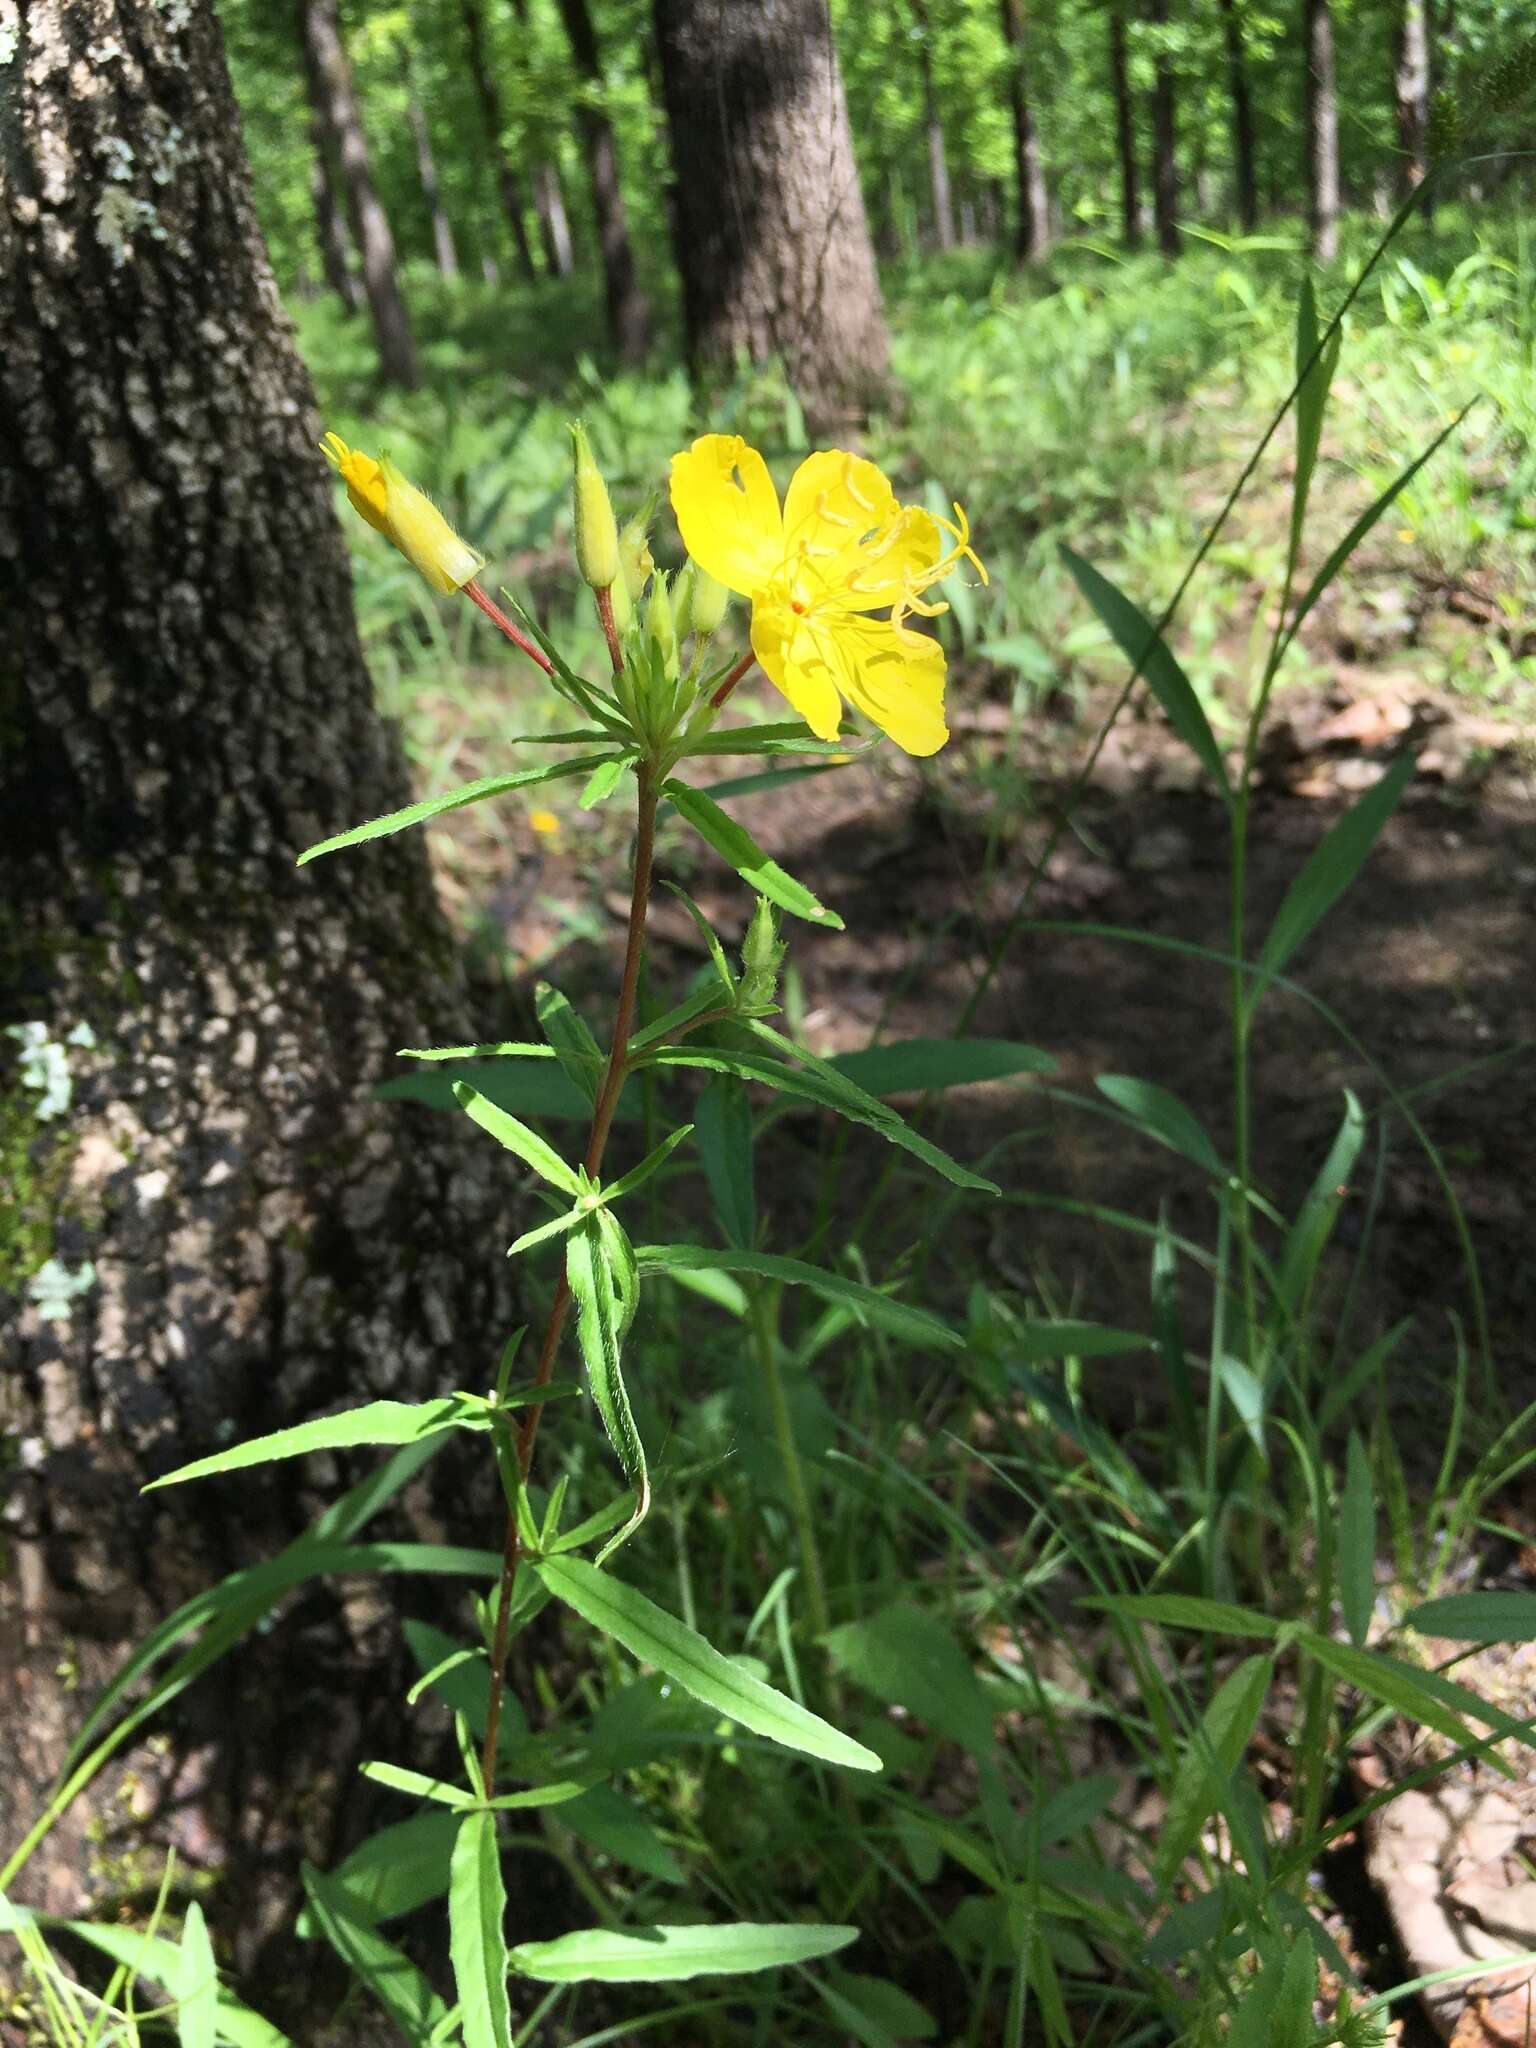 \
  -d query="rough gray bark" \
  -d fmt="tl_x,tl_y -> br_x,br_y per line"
911,0 -> 956,250
1218,0 -> 1258,228
308,105 -> 361,308
651,0 -> 890,429
1304,0 -> 1341,261
408,88 -> 460,278
553,0 -> 652,362
1395,0 -> 1432,192
1108,2 -> 1142,248
1147,0 -> 1180,256
459,0 -> 538,282
999,0 -> 1050,261
300,0 -> 420,387
0,0 -> 511,1942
